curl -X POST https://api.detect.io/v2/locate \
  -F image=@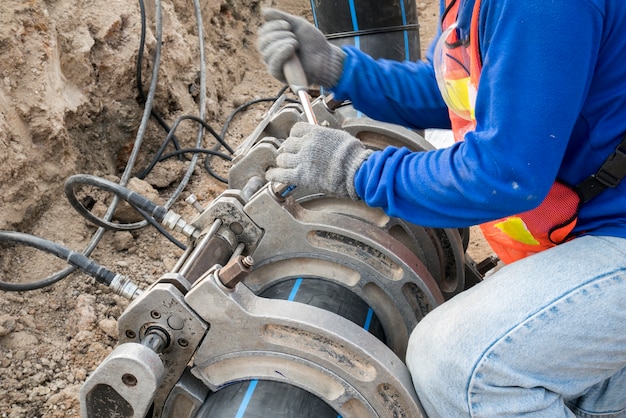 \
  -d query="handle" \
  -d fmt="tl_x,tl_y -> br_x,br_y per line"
283,54 -> 309,94
283,54 -> 317,125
